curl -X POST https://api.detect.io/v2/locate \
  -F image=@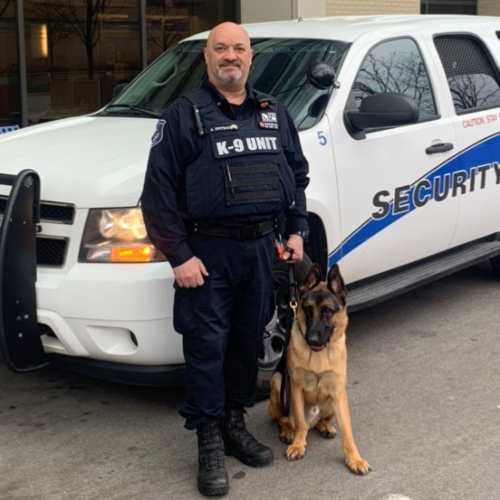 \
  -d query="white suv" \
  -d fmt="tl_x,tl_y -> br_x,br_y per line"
2,15 -> 500,393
